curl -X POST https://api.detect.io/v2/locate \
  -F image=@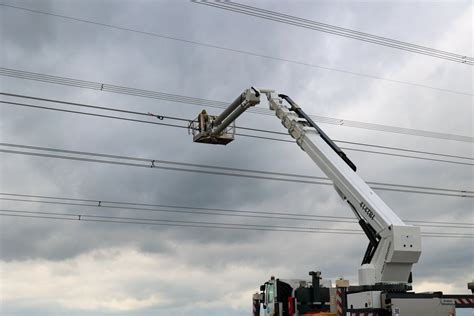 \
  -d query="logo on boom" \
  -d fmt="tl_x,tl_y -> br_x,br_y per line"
360,201 -> 375,220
